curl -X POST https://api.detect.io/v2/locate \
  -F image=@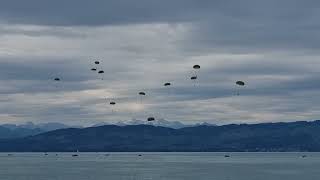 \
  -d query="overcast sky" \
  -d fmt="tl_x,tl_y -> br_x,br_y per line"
0,0 -> 320,126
